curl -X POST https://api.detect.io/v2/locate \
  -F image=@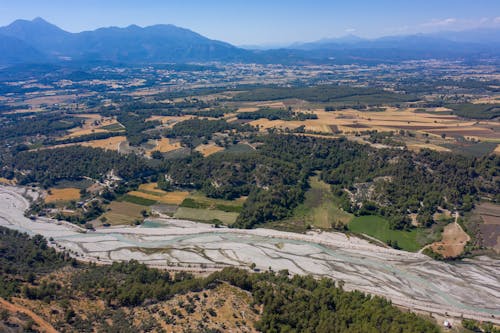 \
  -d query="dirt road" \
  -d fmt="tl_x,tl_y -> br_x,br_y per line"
0,298 -> 58,333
